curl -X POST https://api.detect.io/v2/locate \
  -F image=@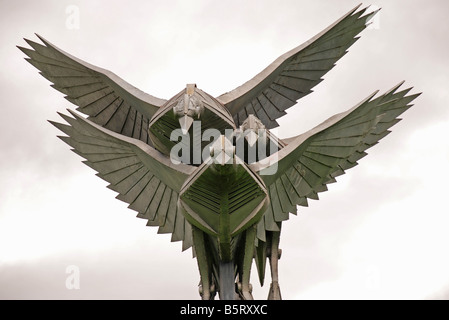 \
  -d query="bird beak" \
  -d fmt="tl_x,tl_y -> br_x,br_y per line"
179,115 -> 194,135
